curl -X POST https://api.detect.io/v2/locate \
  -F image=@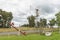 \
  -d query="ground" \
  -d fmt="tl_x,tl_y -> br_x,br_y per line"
0,32 -> 60,40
